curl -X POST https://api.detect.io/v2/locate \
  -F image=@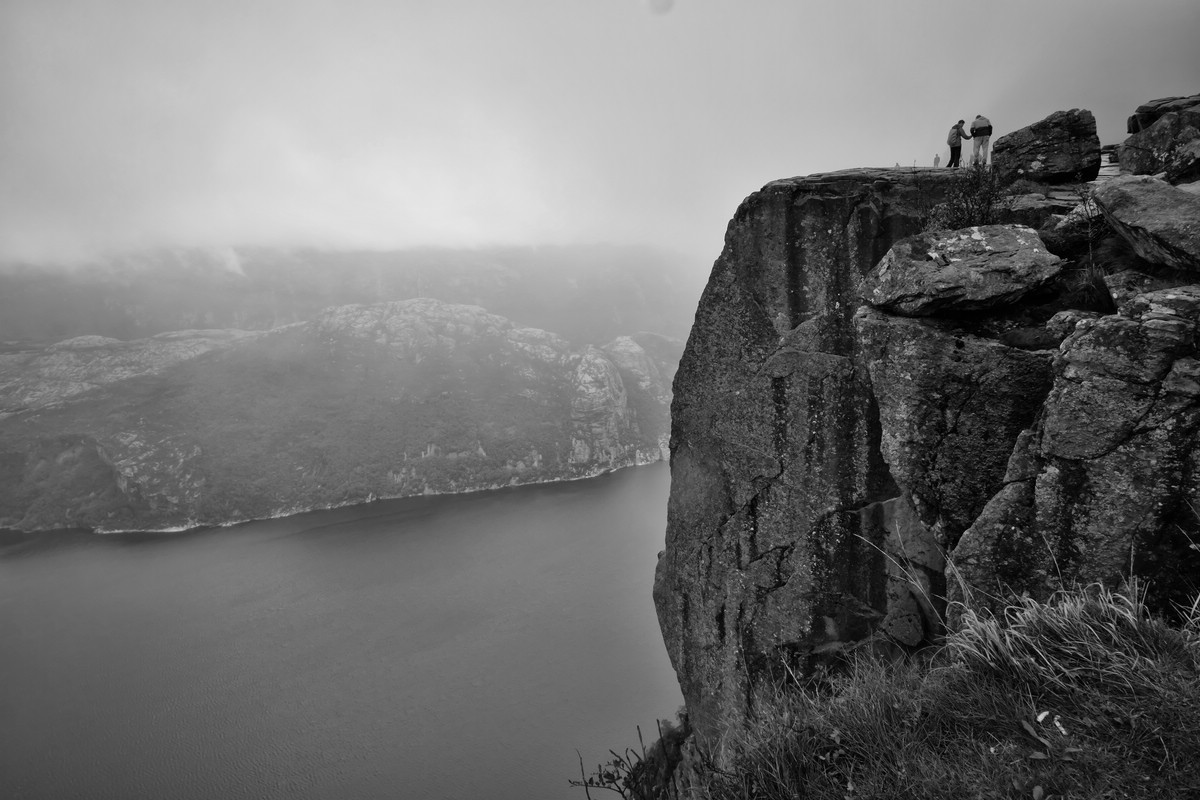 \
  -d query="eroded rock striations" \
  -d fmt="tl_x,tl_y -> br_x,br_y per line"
656,99 -> 1200,757
0,298 -> 679,532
